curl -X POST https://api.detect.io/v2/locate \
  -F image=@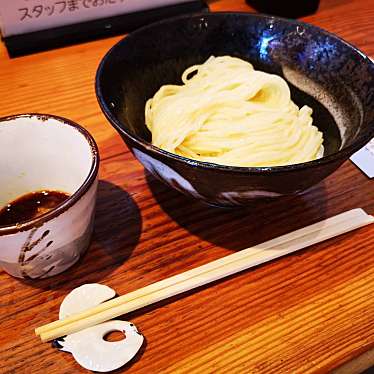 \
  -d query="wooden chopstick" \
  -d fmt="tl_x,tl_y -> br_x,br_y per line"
36,208 -> 374,342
